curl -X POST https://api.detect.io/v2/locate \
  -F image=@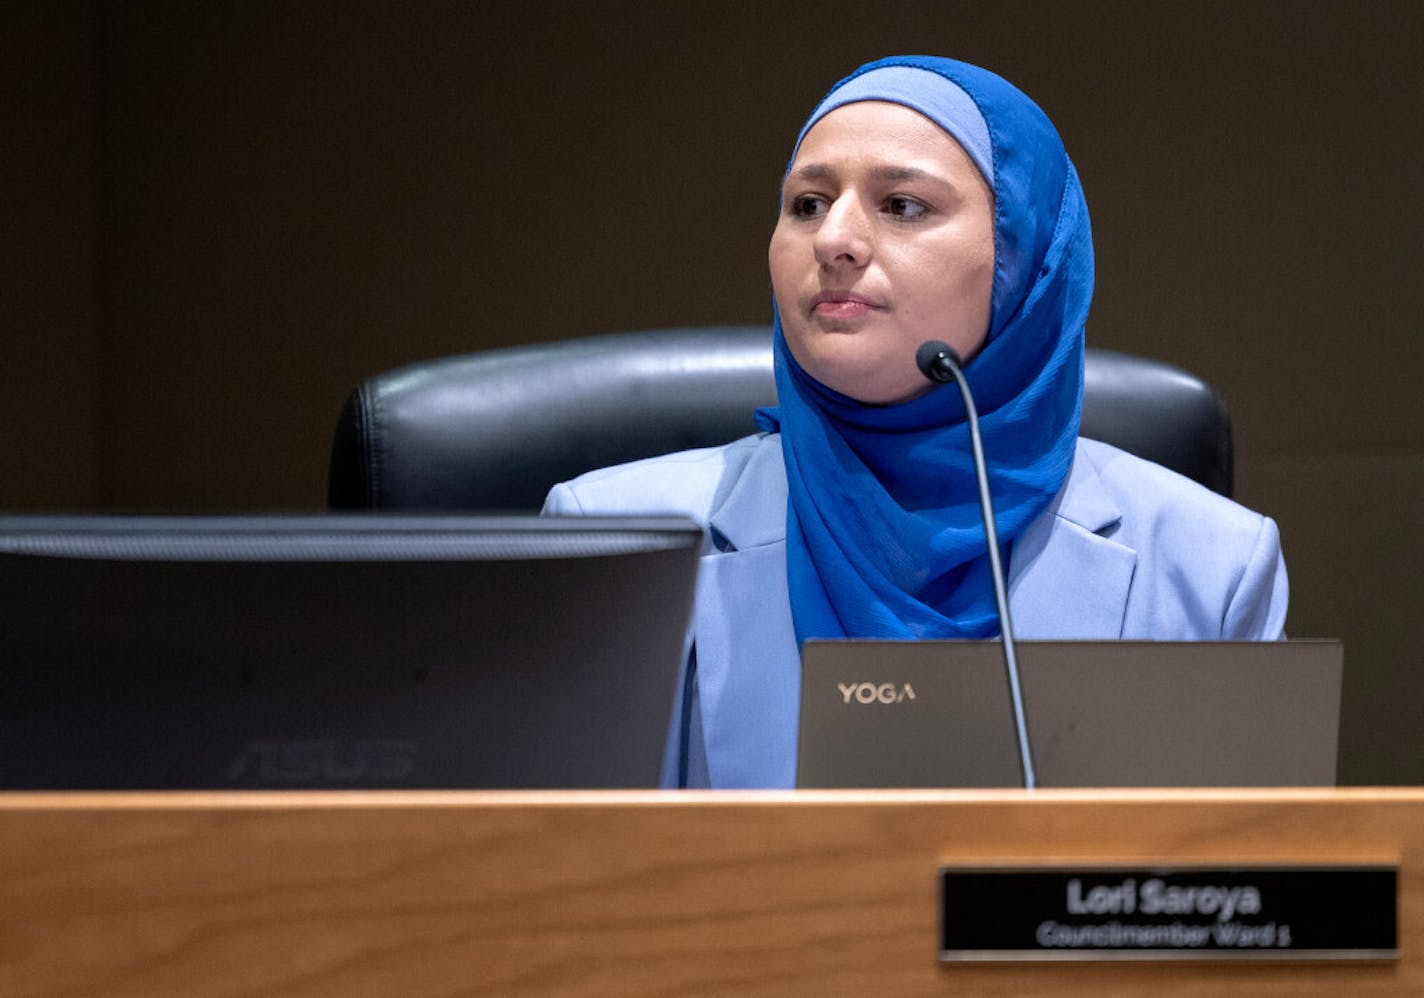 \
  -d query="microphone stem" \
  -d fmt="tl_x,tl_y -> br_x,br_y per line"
946,365 -> 1038,791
